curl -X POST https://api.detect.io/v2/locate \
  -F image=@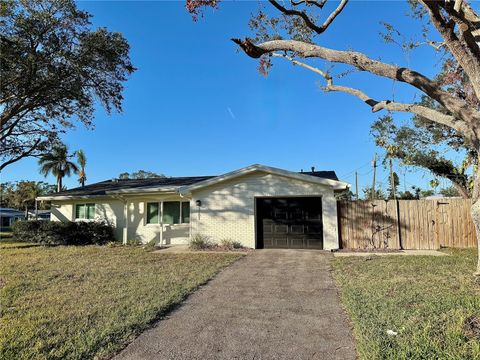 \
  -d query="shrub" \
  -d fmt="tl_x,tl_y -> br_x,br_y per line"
143,239 -> 157,251
12,220 -> 115,246
219,238 -> 243,250
126,239 -> 142,246
189,234 -> 212,250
